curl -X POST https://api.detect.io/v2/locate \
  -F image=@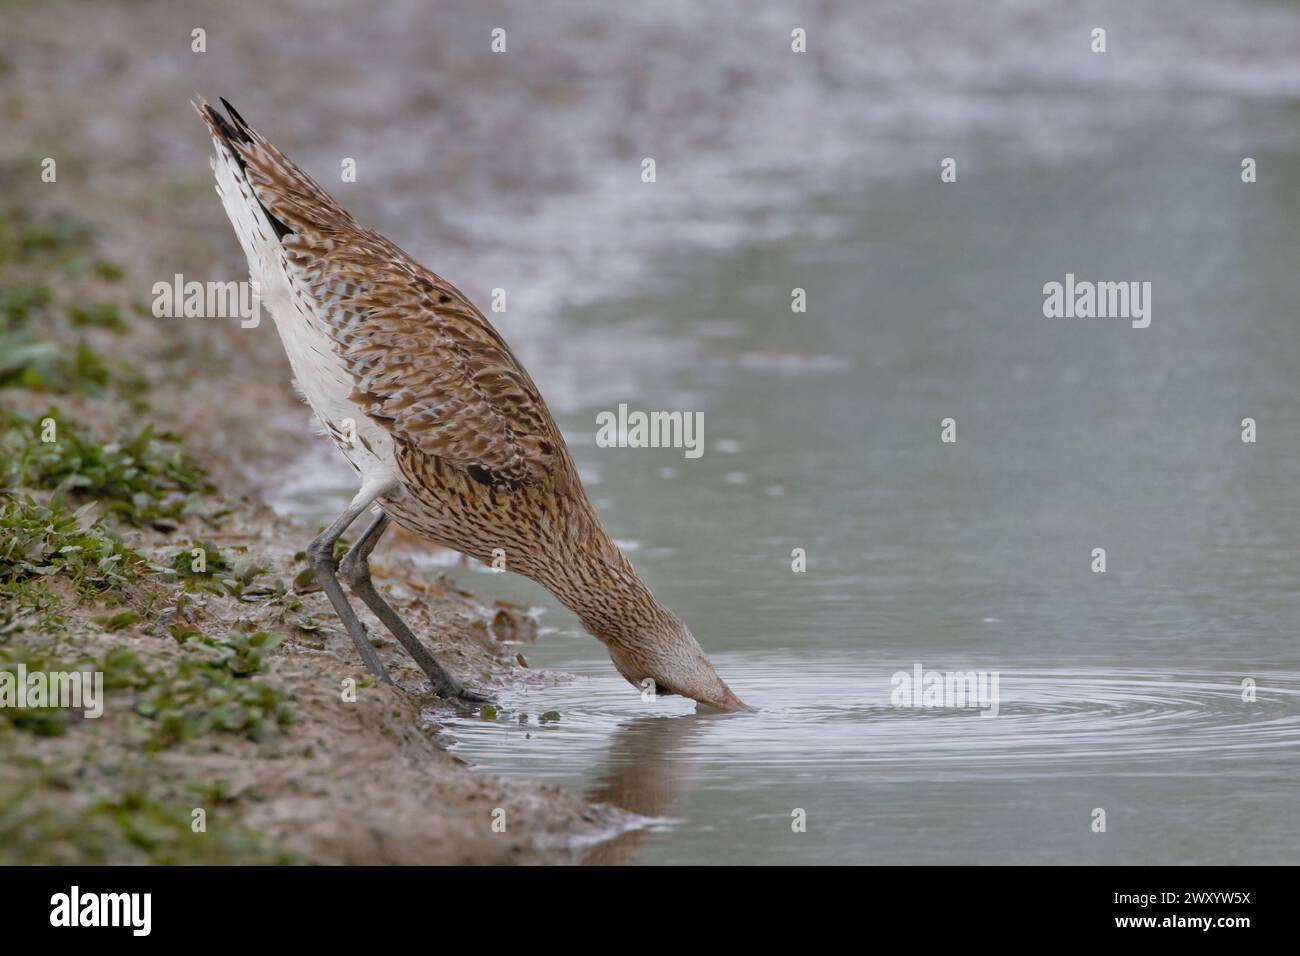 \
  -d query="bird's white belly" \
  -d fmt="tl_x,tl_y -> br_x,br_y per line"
208,135 -> 398,496
260,275 -> 398,488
